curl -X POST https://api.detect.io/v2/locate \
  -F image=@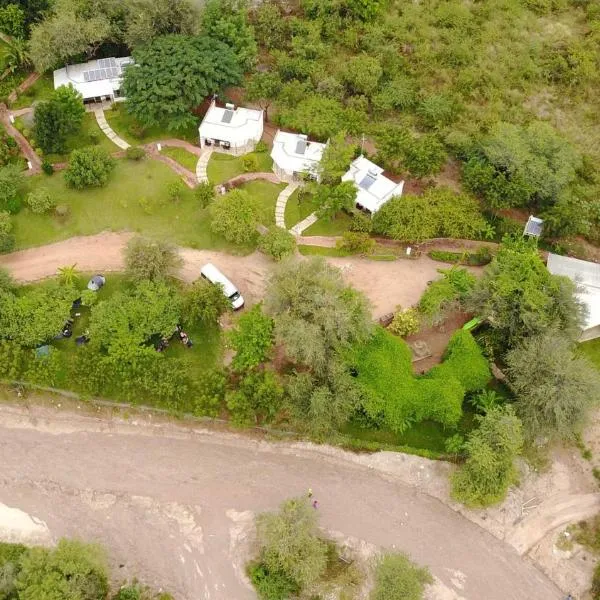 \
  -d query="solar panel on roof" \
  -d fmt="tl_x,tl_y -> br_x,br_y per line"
359,174 -> 377,191
110,57 -> 117,67
221,109 -> 234,123
295,139 -> 307,155
108,67 -> 118,78
84,71 -> 90,82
